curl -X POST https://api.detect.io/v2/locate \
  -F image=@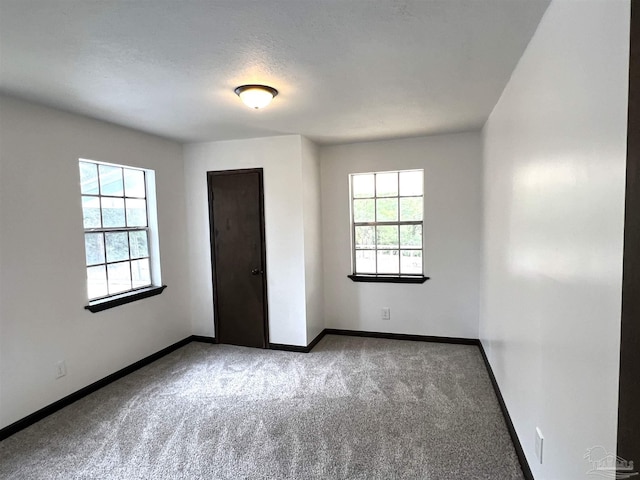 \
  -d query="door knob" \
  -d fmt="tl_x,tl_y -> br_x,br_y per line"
251,268 -> 263,275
